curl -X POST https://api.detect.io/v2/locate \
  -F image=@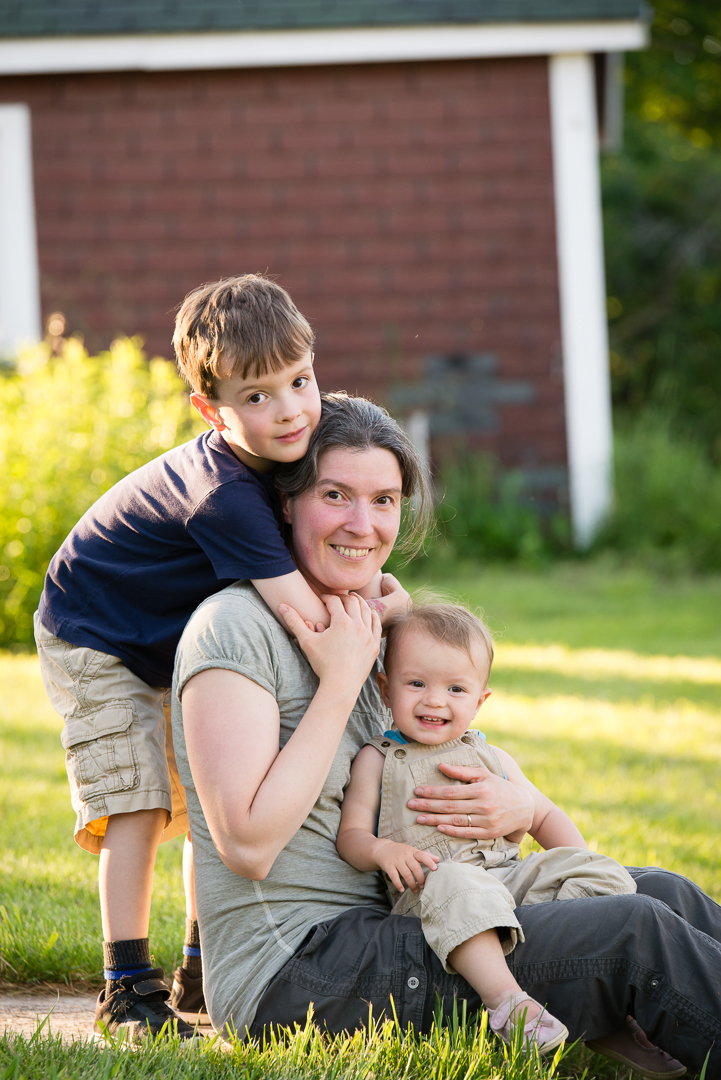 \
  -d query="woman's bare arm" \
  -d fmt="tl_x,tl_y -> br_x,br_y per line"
182,593 -> 381,880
